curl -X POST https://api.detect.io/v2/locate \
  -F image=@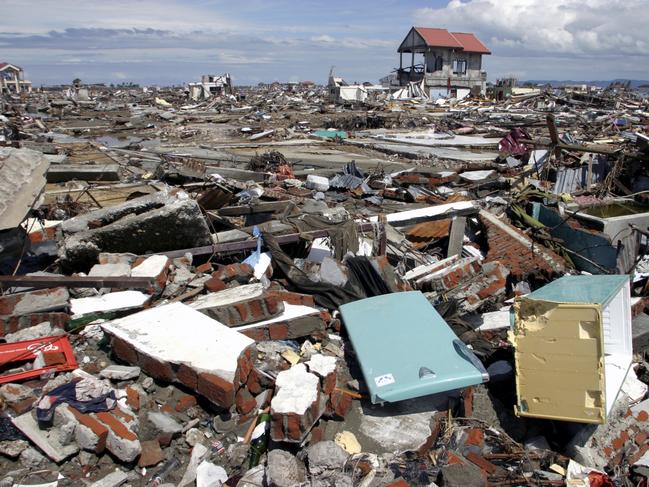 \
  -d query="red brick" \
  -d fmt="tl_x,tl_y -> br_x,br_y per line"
112,407 -> 135,424
138,440 -> 164,467
248,298 -> 264,320
235,387 -> 257,415
175,395 -> 197,412
69,407 -> 108,453
126,386 -> 141,411
205,276 -> 227,292
95,412 -> 137,441
270,412 -> 285,441
635,432 -> 648,446
267,291 -> 315,307
329,389 -> 352,418
0,312 -> 69,337
195,262 -> 213,273
157,433 -> 173,448
197,373 -> 234,408
464,428 -> 484,447
269,322 -> 289,340
463,387 -> 474,417
386,481 -> 410,487
466,451 -> 497,474
241,328 -> 268,341
286,413 -> 302,441
637,410 -> 649,422
111,336 -> 139,364
237,348 -> 253,385
476,279 -> 506,300
138,353 -> 175,382
177,363 -> 198,389
322,373 -> 336,396
246,368 -> 263,395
